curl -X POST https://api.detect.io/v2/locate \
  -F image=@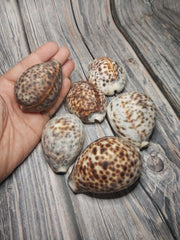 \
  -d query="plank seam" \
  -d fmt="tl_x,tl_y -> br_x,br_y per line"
16,0 -> 31,53
110,0 -> 180,118
139,182 -> 177,240
61,177 -> 83,240
69,0 -> 94,62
